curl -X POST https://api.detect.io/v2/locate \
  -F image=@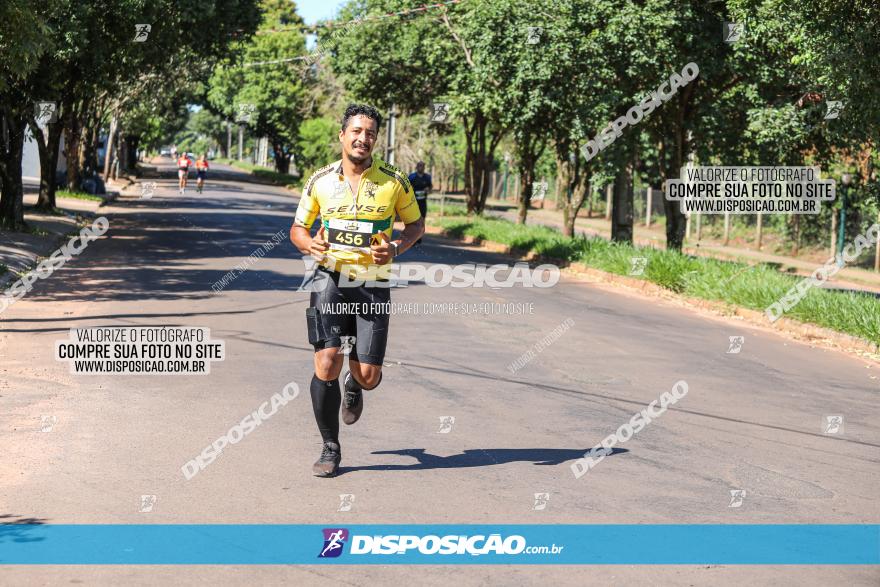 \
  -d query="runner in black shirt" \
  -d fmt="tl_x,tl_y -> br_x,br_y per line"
407,161 -> 432,247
